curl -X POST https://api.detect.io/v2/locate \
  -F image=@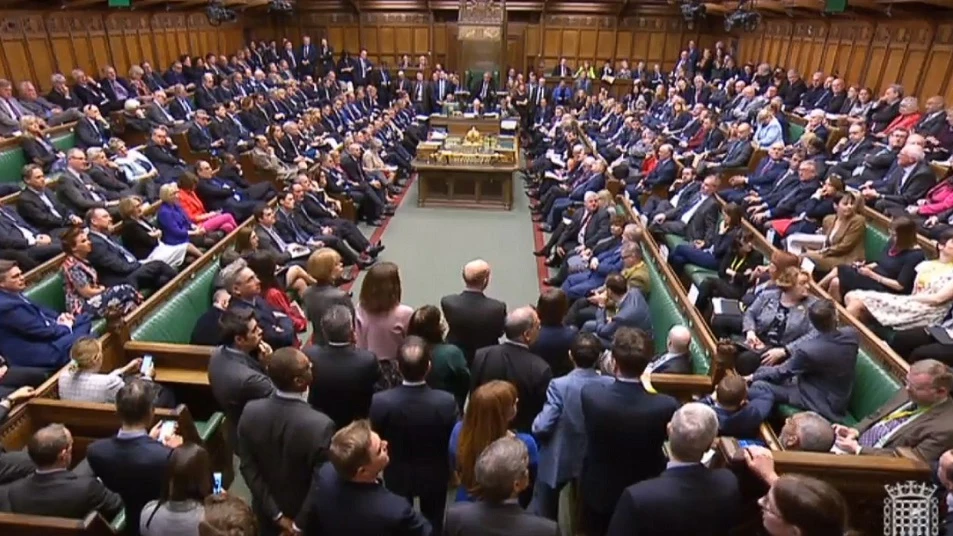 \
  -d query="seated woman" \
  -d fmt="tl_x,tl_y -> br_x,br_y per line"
218,227 -> 314,296
736,267 -> 817,375
176,172 -> 237,237
61,227 -> 142,319
20,115 -> 66,174
820,216 -> 924,302
157,183 -> 215,255
696,230 -> 764,319
785,191 -> 866,275
769,176 -> 844,241
669,202 -> 743,274
119,196 -> 197,270
545,215 -> 625,288
58,336 -> 150,403
406,304 -> 470,408
246,250 -> 307,347
845,230 -> 953,331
